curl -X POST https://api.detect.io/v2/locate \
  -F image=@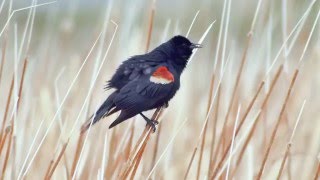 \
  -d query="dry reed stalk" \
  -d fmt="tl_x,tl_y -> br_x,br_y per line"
196,118 -> 208,180
231,109 -> 261,177
186,46 -> 232,180
126,125 -> 135,159
112,122 -> 134,157
124,123 -> 135,165
277,99 -> 306,179
0,36 -> 7,85
146,118 -> 189,179
212,0 -> 264,170
106,125 -> 135,178
186,10 -> 200,37
17,58 -> 28,110
105,127 -> 118,176
0,1 -> 56,38
44,142 -> 66,179
151,122 -> 162,169
44,160 -> 54,179
256,69 -> 299,179
46,140 -> 70,179
0,77 -> 14,142
1,58 -> 26,175
230,113 -> 262,178
287,150 -> 292,180
119,108 -> 162,178
63,154 -> 70,179
123,120 -> 159,177
145,0 -> 155,52
107,153 -> 124,179
212,110 -> 261,179
208,85 -> 221,178
1,121 -> 14,179
171,28 -> 217,177
0,127 -> 9,155
314,158 -> 320,180
207,75 -> 216,114
196,74 -> 216,180
262,65 -> 284,108
29,28 -> 108,174
225,105 -> 242,179
276,144 -> 290,180
104,128 -> 121,177
230,65 -> 283,178
210,81 -> 264,177
130,134 -> 151,180
121,132 -> 149,178
11,136 -> 17,179
111,128 -> 120,155
70,133 -> 84,177
212,34 -> 252,172
185,47 -> 232,180
2,56 -> 27,177
184,147 -> 198,180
